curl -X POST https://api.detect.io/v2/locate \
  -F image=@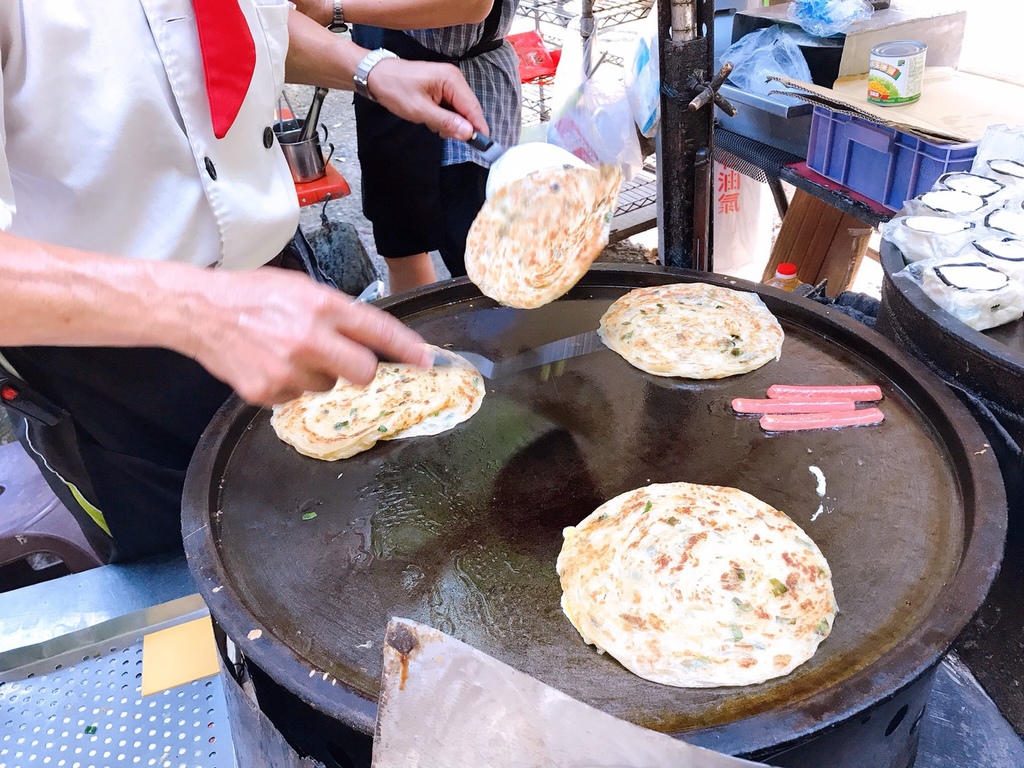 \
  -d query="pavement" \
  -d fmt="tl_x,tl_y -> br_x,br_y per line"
284,81 -> 454,294
0,410 -> 11,446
